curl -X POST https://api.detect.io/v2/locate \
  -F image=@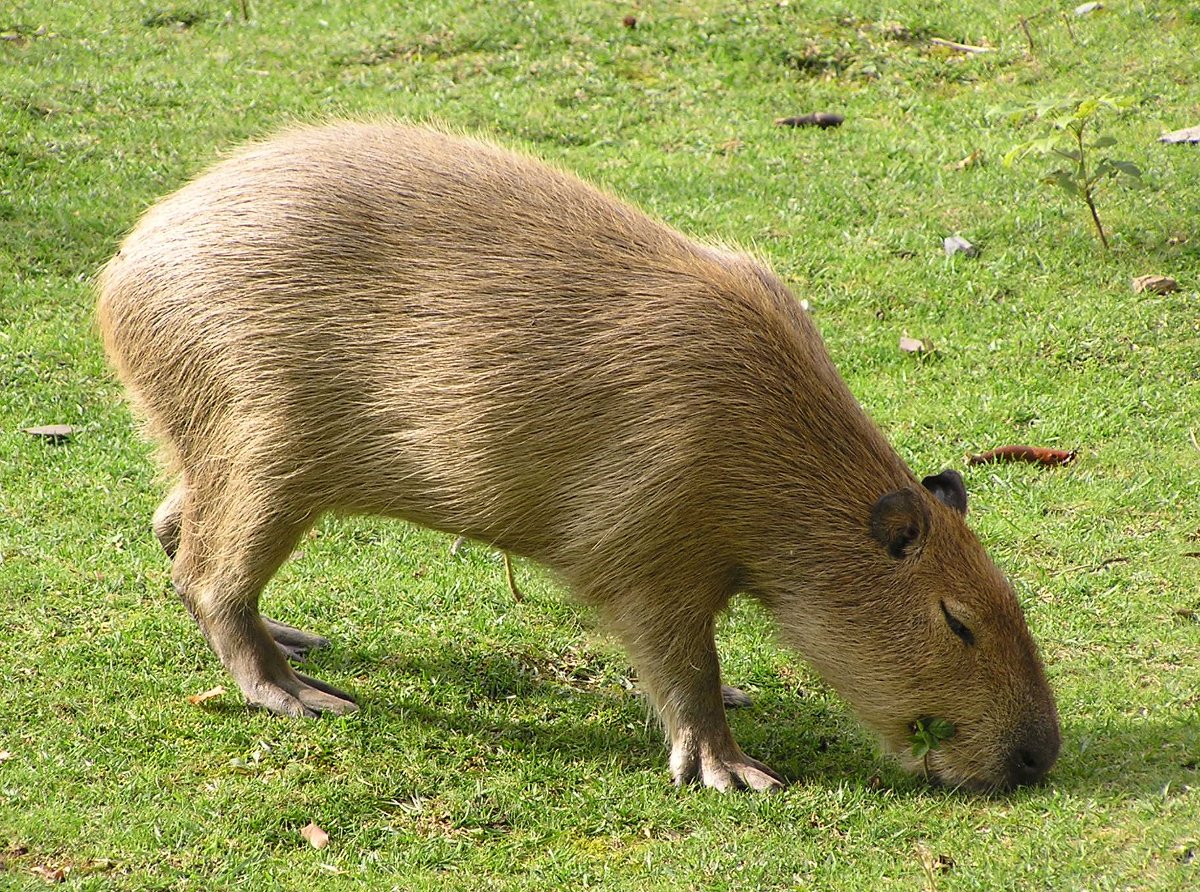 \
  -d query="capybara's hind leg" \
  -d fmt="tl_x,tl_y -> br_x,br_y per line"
172,486 -> 356,717
156,481 -> 332,663
721,685 -> 753,709
263,617 -> 331,662
152,483 -> 185,559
